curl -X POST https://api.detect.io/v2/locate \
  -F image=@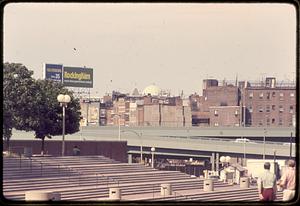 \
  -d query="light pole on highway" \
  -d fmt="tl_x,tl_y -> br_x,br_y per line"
243,137 -> 246,166
289,132 -> 293,158
57,94 -> 71,156
273,149 -> 277,178
113,114 -> 121,141
151,147 -> 155,168
121,130 -> 143,164
263,128 -> 267,160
